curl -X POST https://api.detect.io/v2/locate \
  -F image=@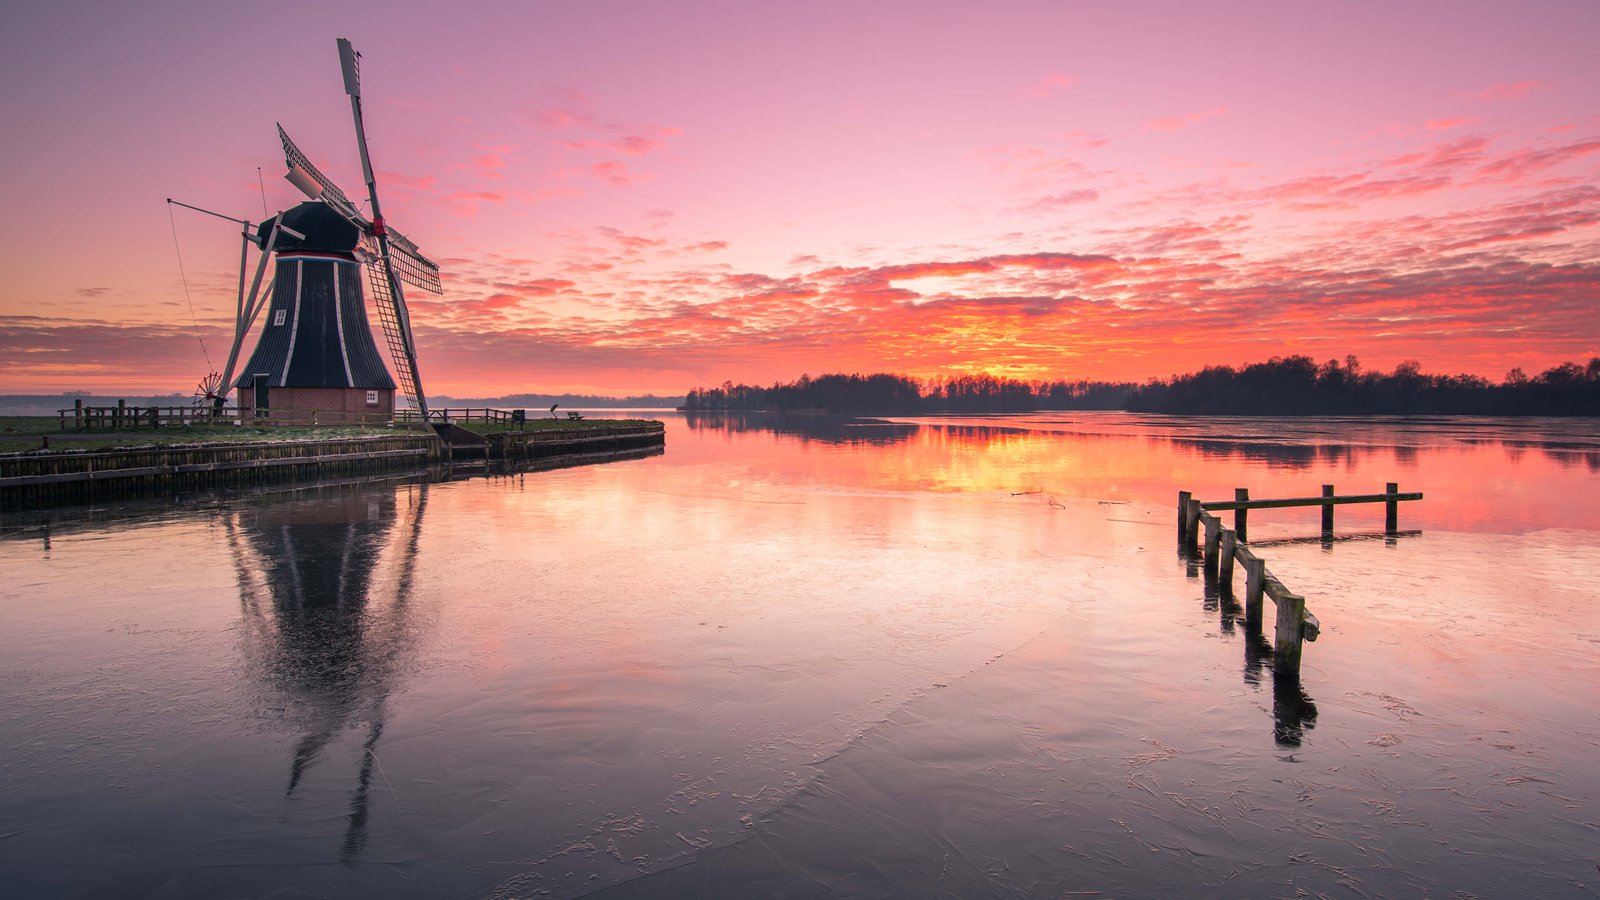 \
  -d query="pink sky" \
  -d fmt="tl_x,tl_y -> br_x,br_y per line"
2,0 -> 1597,397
